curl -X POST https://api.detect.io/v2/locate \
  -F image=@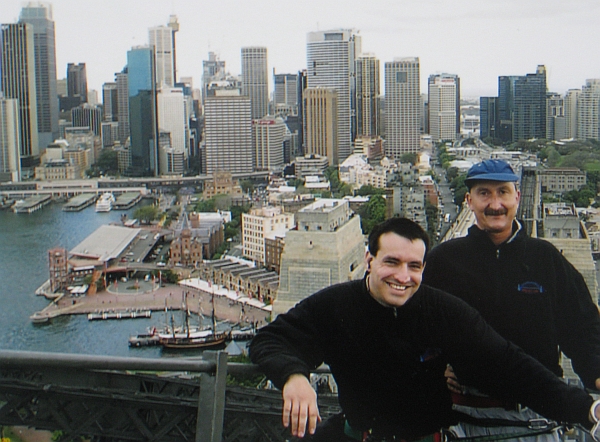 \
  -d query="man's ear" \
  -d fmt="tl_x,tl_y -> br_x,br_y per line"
365,252 -> 373,272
